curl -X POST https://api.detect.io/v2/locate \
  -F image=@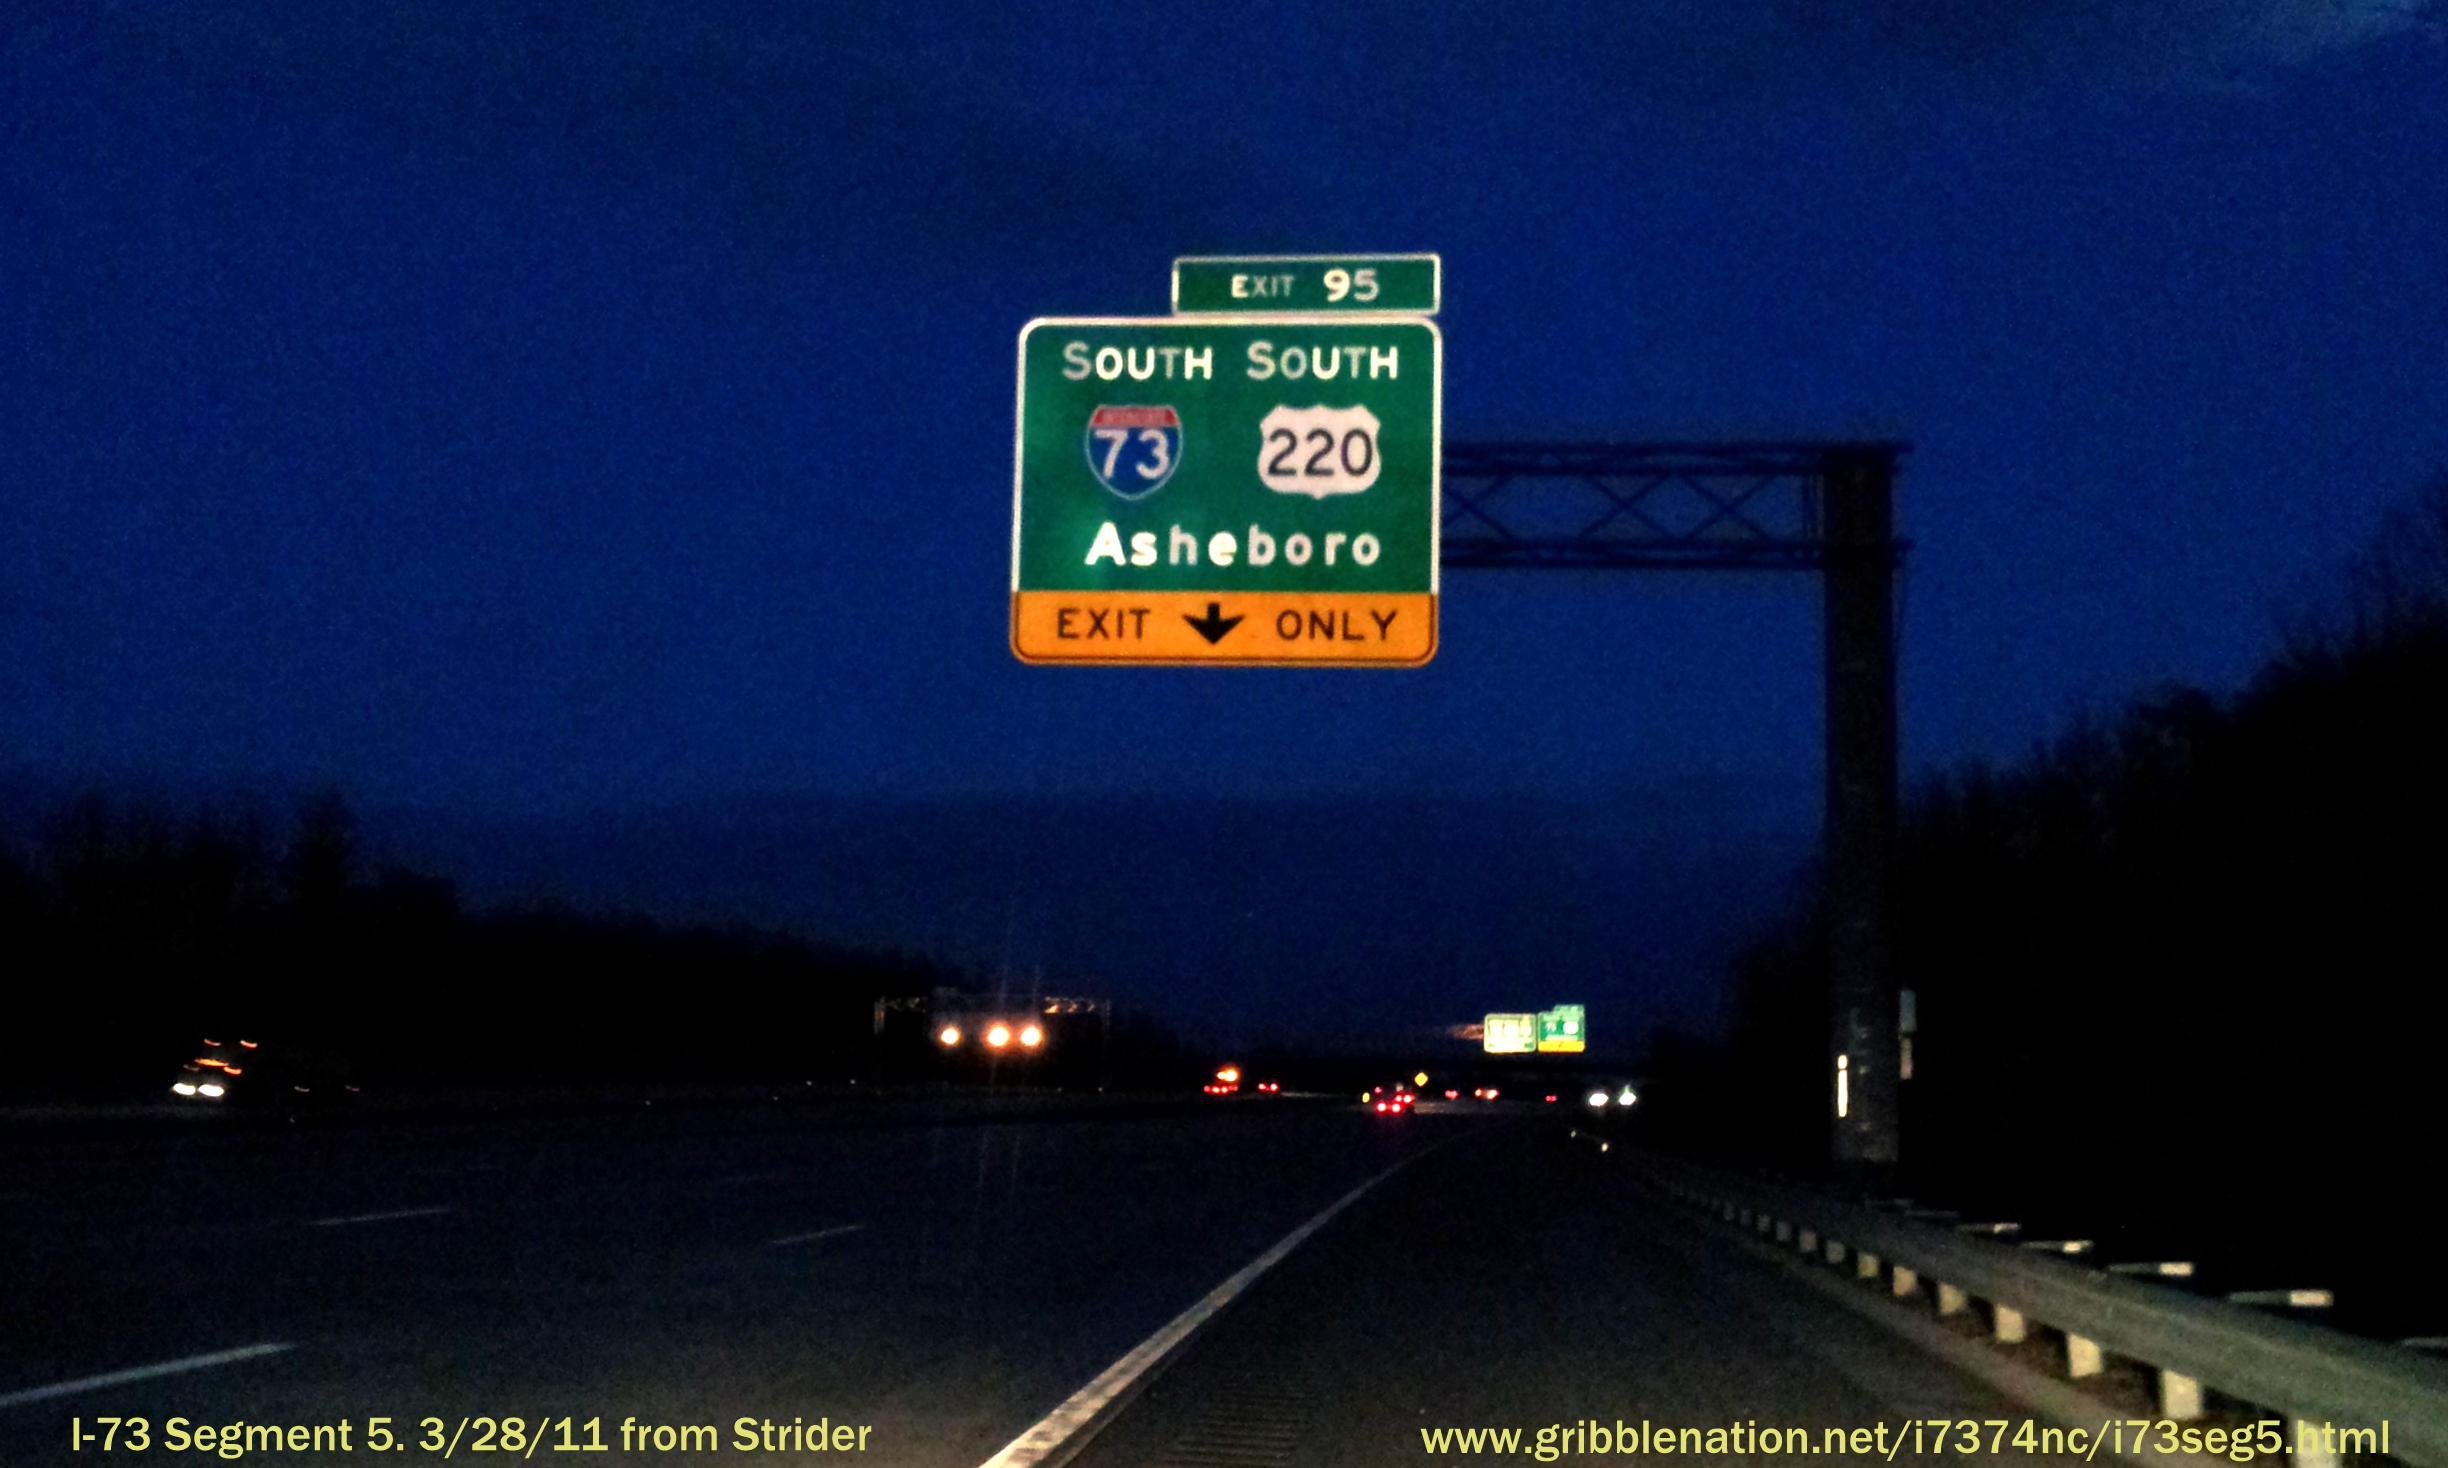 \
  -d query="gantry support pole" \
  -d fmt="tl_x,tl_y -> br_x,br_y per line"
1820,447 -> 1901,1169
1441,439 -> 1910,1172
